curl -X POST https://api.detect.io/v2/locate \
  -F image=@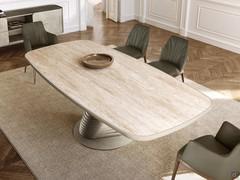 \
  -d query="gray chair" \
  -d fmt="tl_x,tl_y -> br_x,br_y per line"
115,23 -> 150,63
149,36 -> 188,82
172,121 -> 240,180
23,21 -> 57,84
